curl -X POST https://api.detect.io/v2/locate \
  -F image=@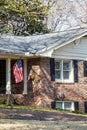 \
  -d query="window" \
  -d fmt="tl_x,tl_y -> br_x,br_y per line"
55,101 -> 74,111
56,102 -> 62,110
64,102 -> 72,110
55,60 -> 73,83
